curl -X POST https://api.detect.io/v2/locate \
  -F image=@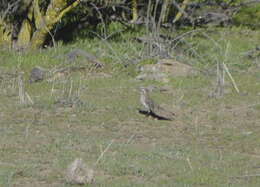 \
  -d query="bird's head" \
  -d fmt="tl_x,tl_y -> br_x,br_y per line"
139,87 -> 149,95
